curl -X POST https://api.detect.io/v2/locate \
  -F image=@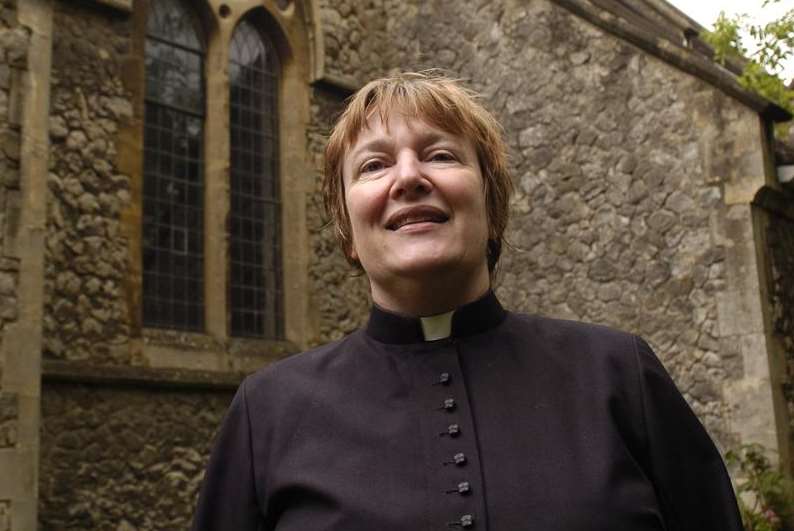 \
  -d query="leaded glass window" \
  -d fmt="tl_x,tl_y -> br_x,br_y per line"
229,19 -> 283,338
142,0 -> 205,330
